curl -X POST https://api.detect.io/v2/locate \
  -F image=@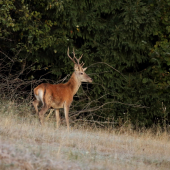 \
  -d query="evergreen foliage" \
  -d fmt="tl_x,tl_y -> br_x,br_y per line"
0,0 -> 170,127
